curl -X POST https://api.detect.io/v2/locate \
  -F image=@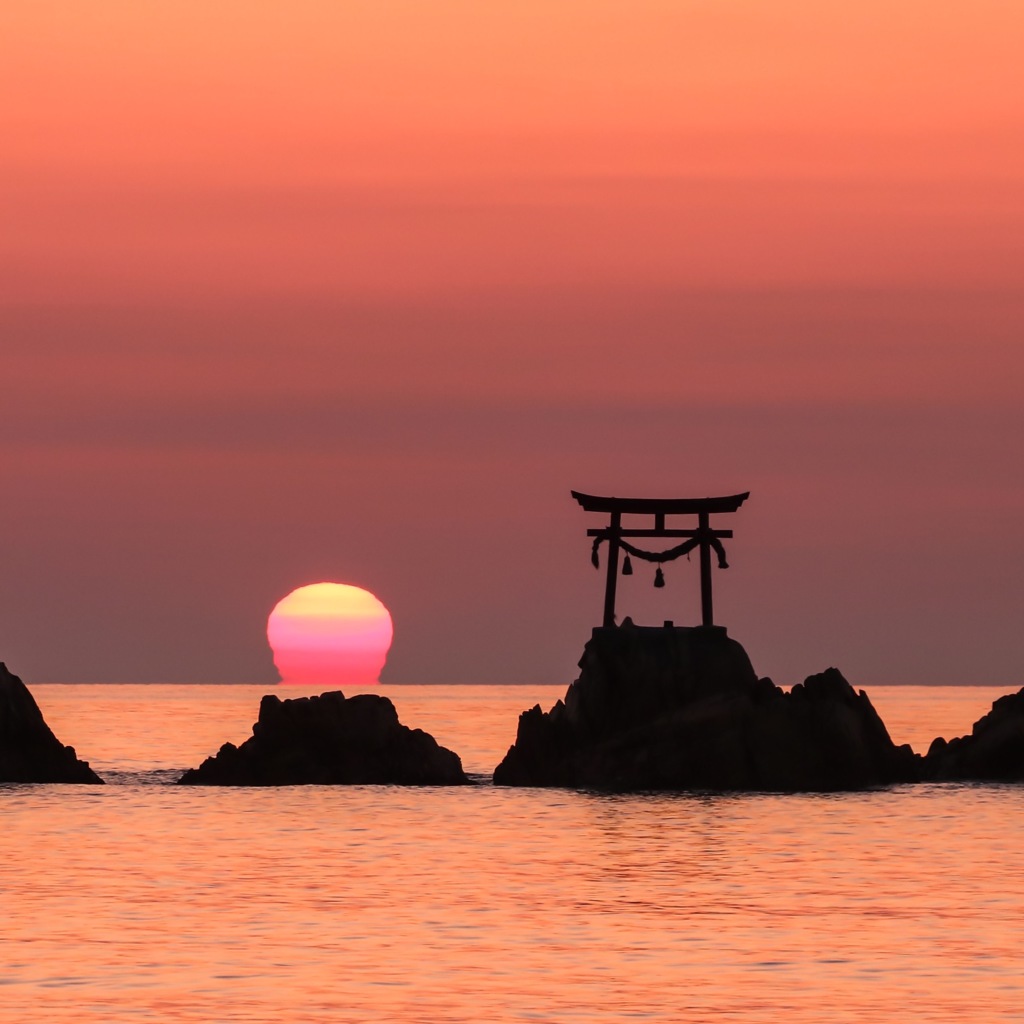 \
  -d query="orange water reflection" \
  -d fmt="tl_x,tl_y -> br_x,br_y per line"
3,684 -> 1021,1023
